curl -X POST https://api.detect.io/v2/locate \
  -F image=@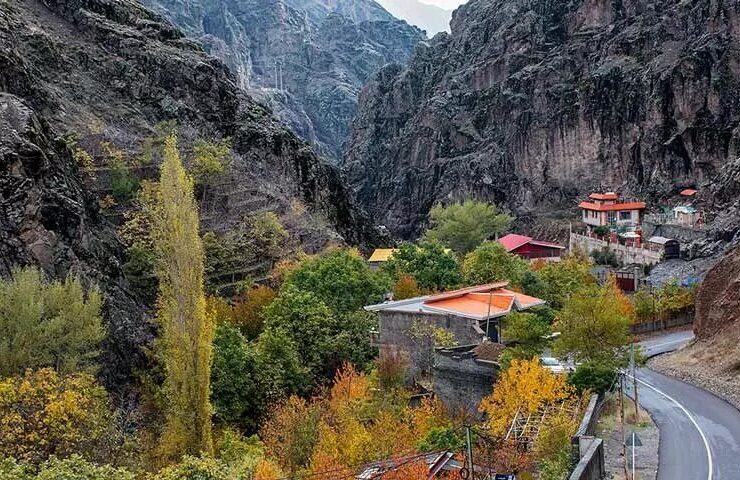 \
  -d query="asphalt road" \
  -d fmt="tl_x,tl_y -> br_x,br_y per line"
623,331 -> 740,480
